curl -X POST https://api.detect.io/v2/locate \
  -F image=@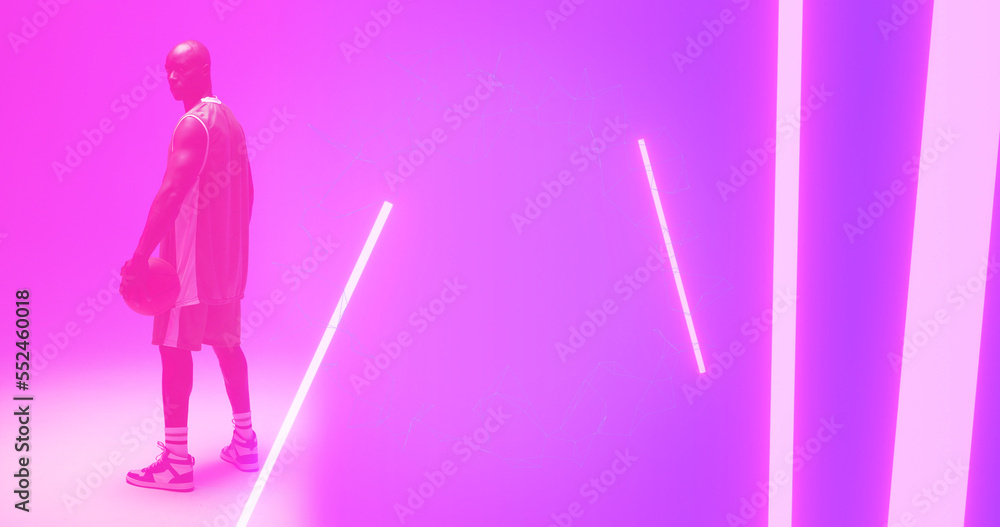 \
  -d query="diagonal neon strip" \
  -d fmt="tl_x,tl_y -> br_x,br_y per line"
638,139 -> 706,374
237,201 -> 394,527
770,0 -> 803,525
887,2 -> 1000,524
